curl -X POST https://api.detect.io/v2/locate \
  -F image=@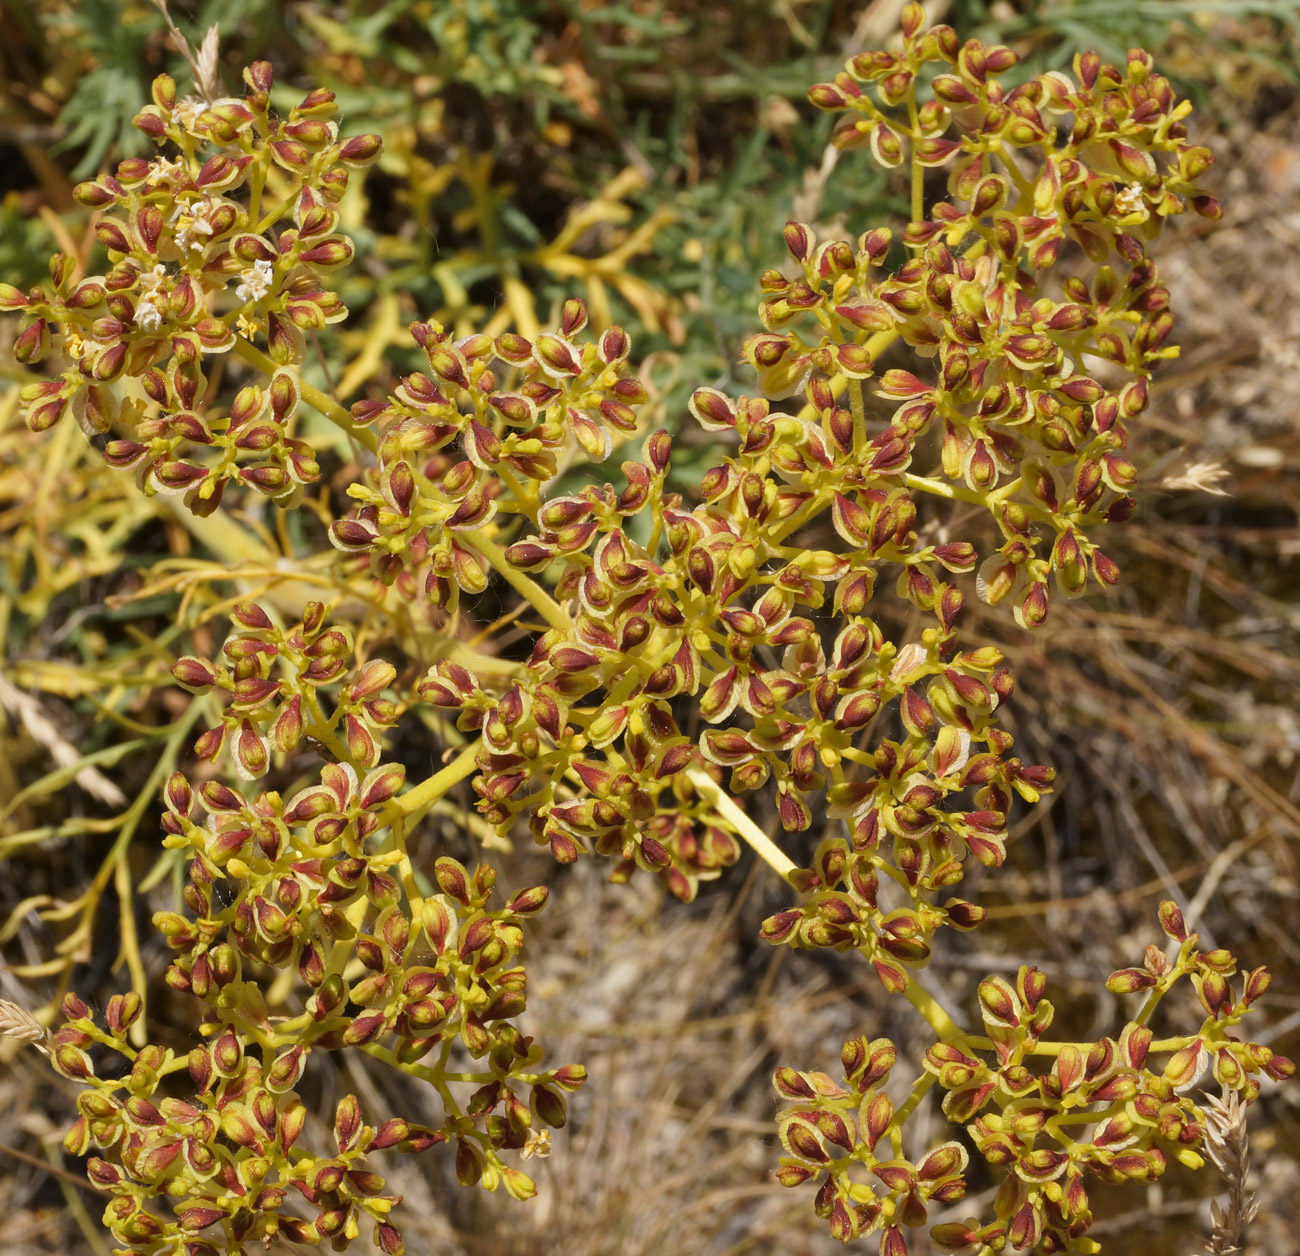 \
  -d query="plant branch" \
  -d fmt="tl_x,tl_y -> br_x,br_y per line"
467,530 -> 572,636
687,765 -> 985,1051
390,740 -> 482,826
233,337 -> 378,454
685,766 -> 796,883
